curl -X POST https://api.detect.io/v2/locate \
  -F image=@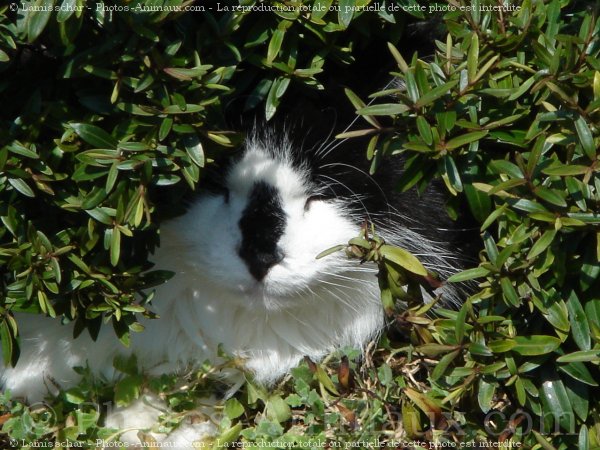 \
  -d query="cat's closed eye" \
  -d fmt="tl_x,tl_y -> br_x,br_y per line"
214,186 -> 230,204
304,194 -> 330,211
